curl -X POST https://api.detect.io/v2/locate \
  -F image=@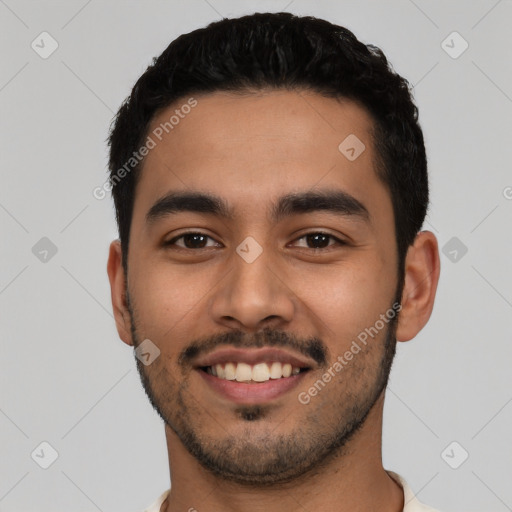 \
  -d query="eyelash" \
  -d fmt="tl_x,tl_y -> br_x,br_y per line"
163,231 -> 347,251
